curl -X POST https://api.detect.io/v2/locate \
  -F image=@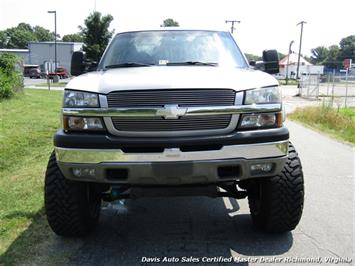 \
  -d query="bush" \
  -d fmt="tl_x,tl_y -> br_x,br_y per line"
0,53 -> 23,99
